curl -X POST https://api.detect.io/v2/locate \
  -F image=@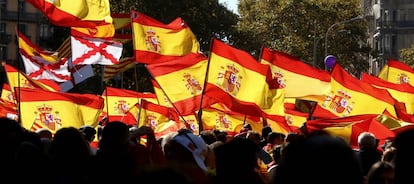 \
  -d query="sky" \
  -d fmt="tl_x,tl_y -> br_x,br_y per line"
219,0 -> 238,14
